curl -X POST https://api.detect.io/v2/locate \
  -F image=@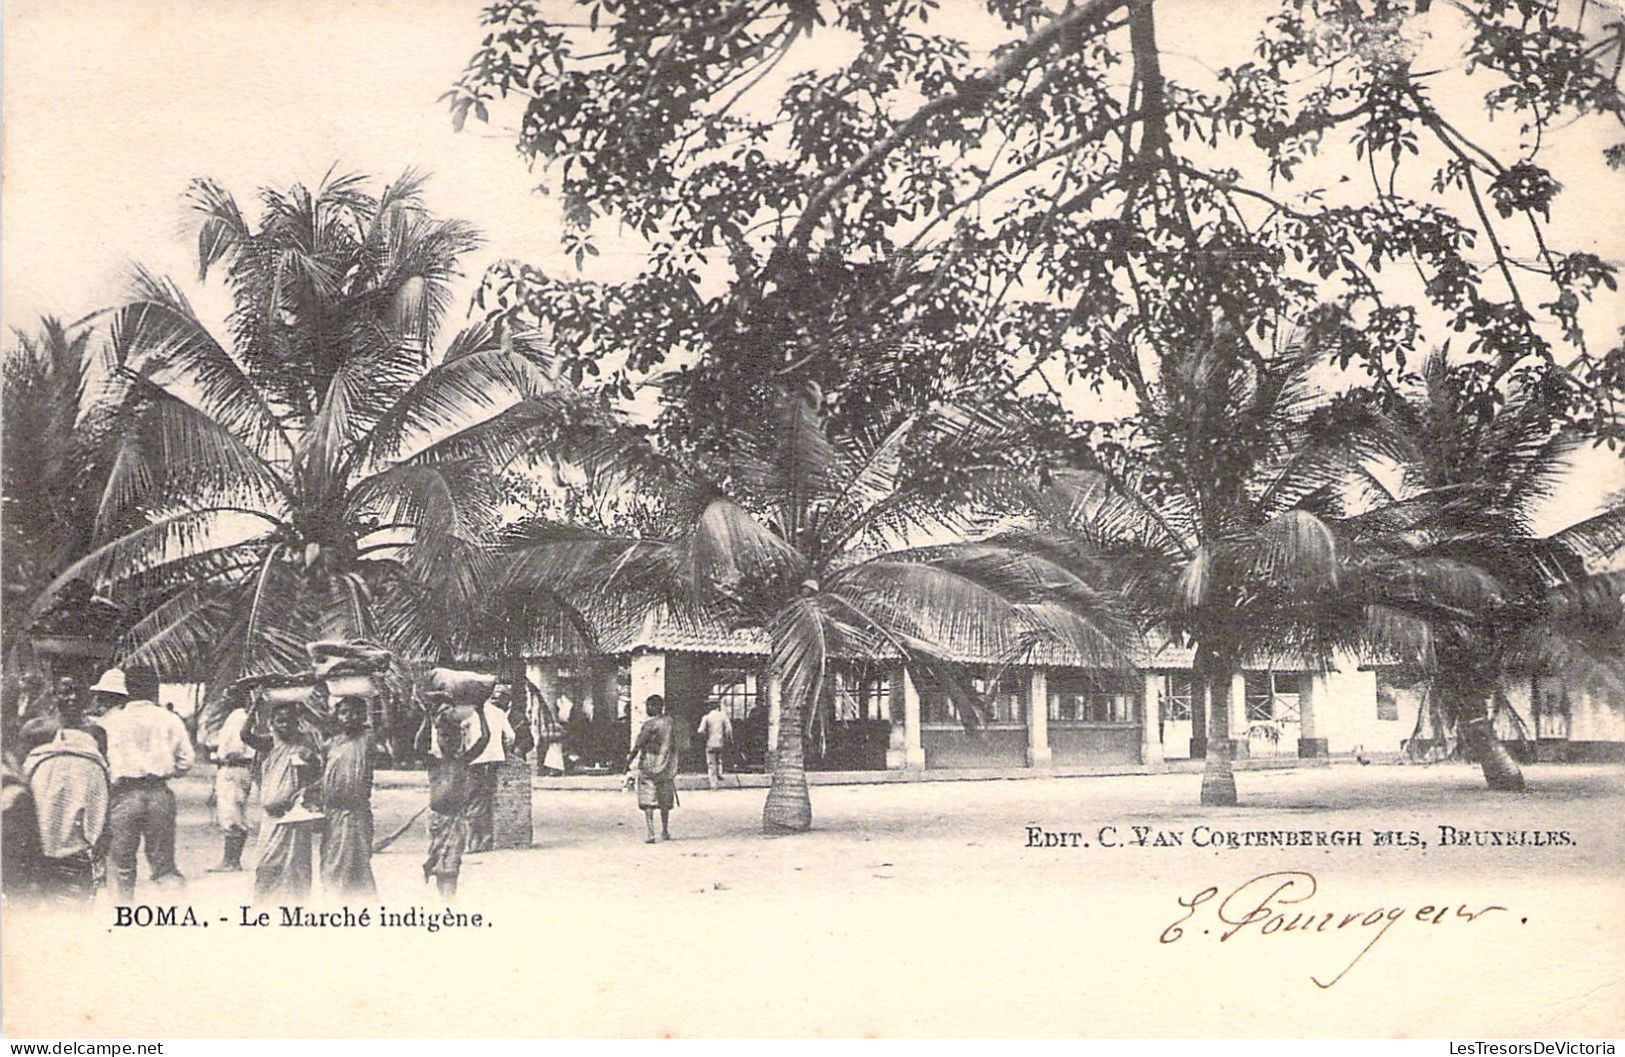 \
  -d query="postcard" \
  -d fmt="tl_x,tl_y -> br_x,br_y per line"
3,0 -> 1622,1039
